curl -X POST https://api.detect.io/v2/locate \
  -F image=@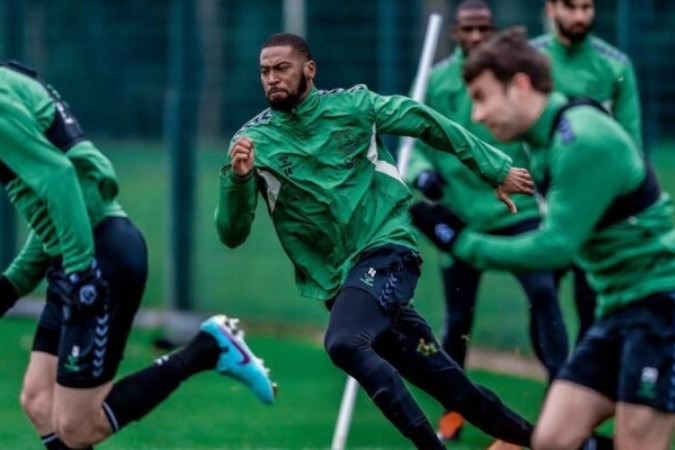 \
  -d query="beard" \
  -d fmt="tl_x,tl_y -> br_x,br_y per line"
267,74 -> 308,111
555,17 -> 592,44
